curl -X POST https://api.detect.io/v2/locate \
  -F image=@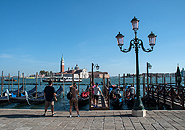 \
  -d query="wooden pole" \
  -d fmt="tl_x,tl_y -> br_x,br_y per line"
72,73 -> 74,85
103,74 -> 106,95
8,73 -> 10,91
123,73 -> 125,97
133,74 -> 134,86
170,73 -> 172,84
143,73 -> 145,97
18,71 -> 20,97
156,73 -> 158,85
35,72 -> 38,98
150,73 -> 152,84
11,77 -> 13,91
40,75 -> 42,85
118,74 -> 120,87
123,73 -> 125,86
63,75 -> 64,98
107,78 -> 110,109
78,74 -> 80,93
1,71 -> 3,97
25,77 -> 26,91
22,73 -> 24,92
164,74 -> 166,84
